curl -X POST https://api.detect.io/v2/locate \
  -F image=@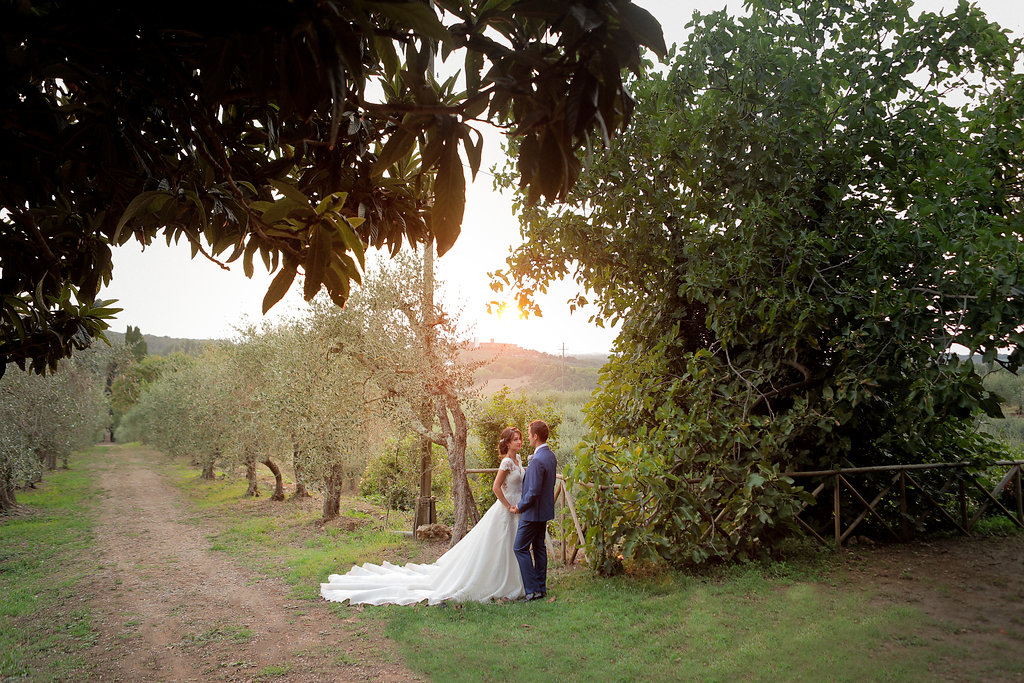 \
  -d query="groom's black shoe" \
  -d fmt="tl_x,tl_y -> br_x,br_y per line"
518,593 -> 536,602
